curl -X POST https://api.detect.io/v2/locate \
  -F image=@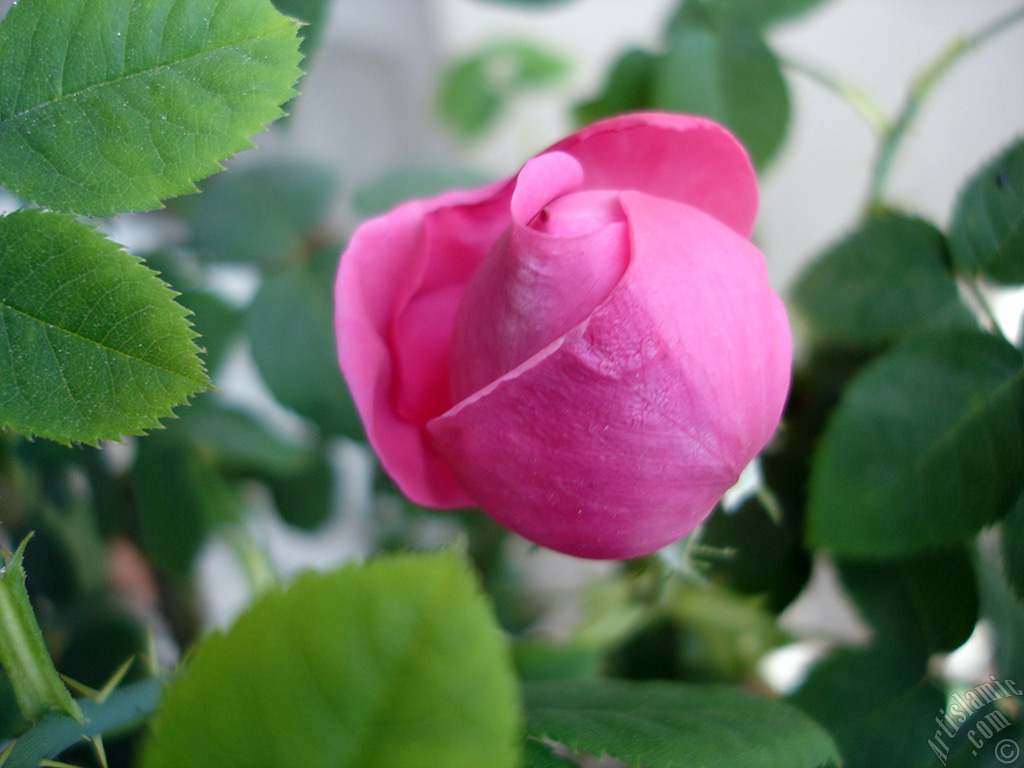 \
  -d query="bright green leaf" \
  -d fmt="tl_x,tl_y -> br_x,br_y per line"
189,159 -> 337,266
574,48 -> 659,126
0,0 -> 302,216
439,41 -> 569,140
0,210 -> 208,444
949,138 -> 1024,284
525,679 -> 839,768
652,23 -> 789,168
791,215 -> 972,346
1002,493 -> 1024,604
140,553 -> 521,768
807,330 -> 1024,558
352,165 -> 492,219
248,264 -> 363,439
